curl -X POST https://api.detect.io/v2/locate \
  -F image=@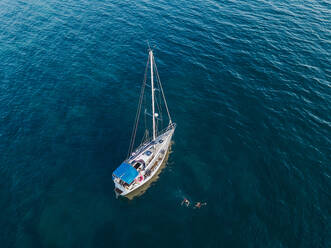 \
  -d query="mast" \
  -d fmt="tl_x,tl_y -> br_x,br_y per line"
150,50 -> 156,140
